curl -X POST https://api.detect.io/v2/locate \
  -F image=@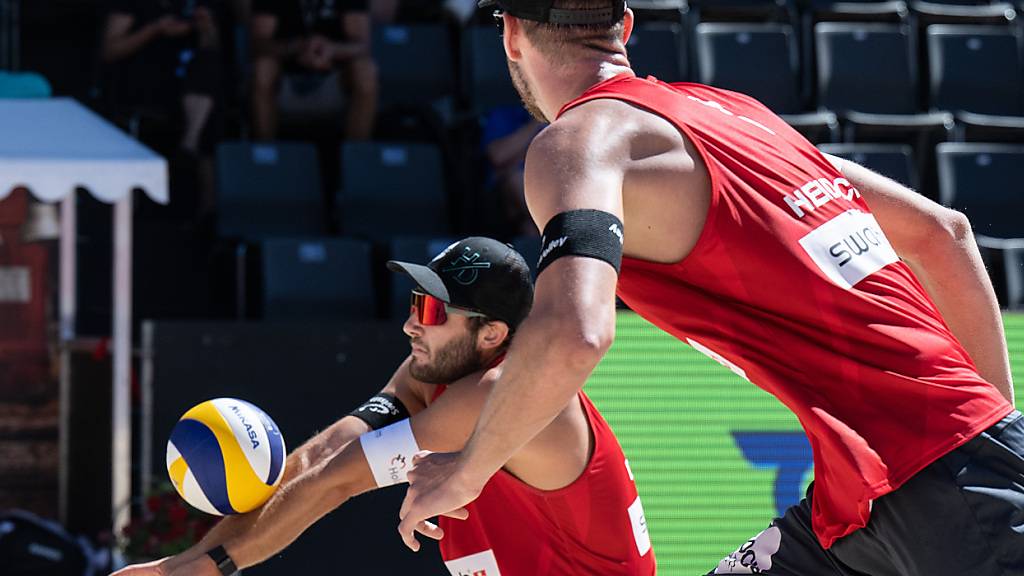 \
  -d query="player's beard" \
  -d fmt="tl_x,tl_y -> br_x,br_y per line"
409,329 -> 485,384
508,59 -> 548,123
